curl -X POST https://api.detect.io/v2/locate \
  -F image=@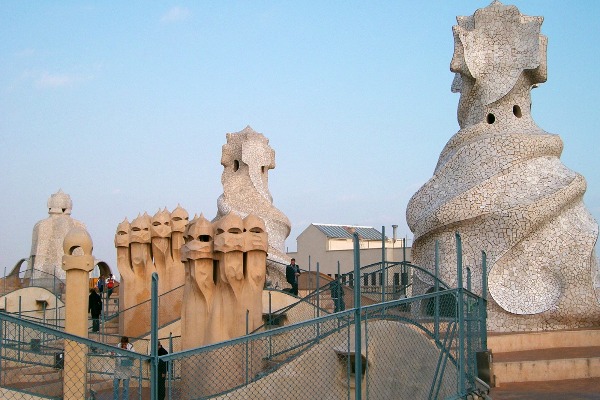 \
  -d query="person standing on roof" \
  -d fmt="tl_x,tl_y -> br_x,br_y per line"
106,273 -> 115,299
285,258 -> 301,296
88,288 -> 102,332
